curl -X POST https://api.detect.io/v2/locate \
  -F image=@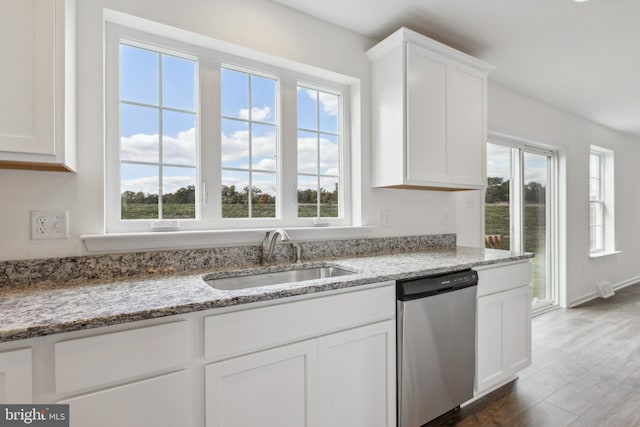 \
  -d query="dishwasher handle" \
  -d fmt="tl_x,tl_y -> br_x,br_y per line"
397,269 -> 478,301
